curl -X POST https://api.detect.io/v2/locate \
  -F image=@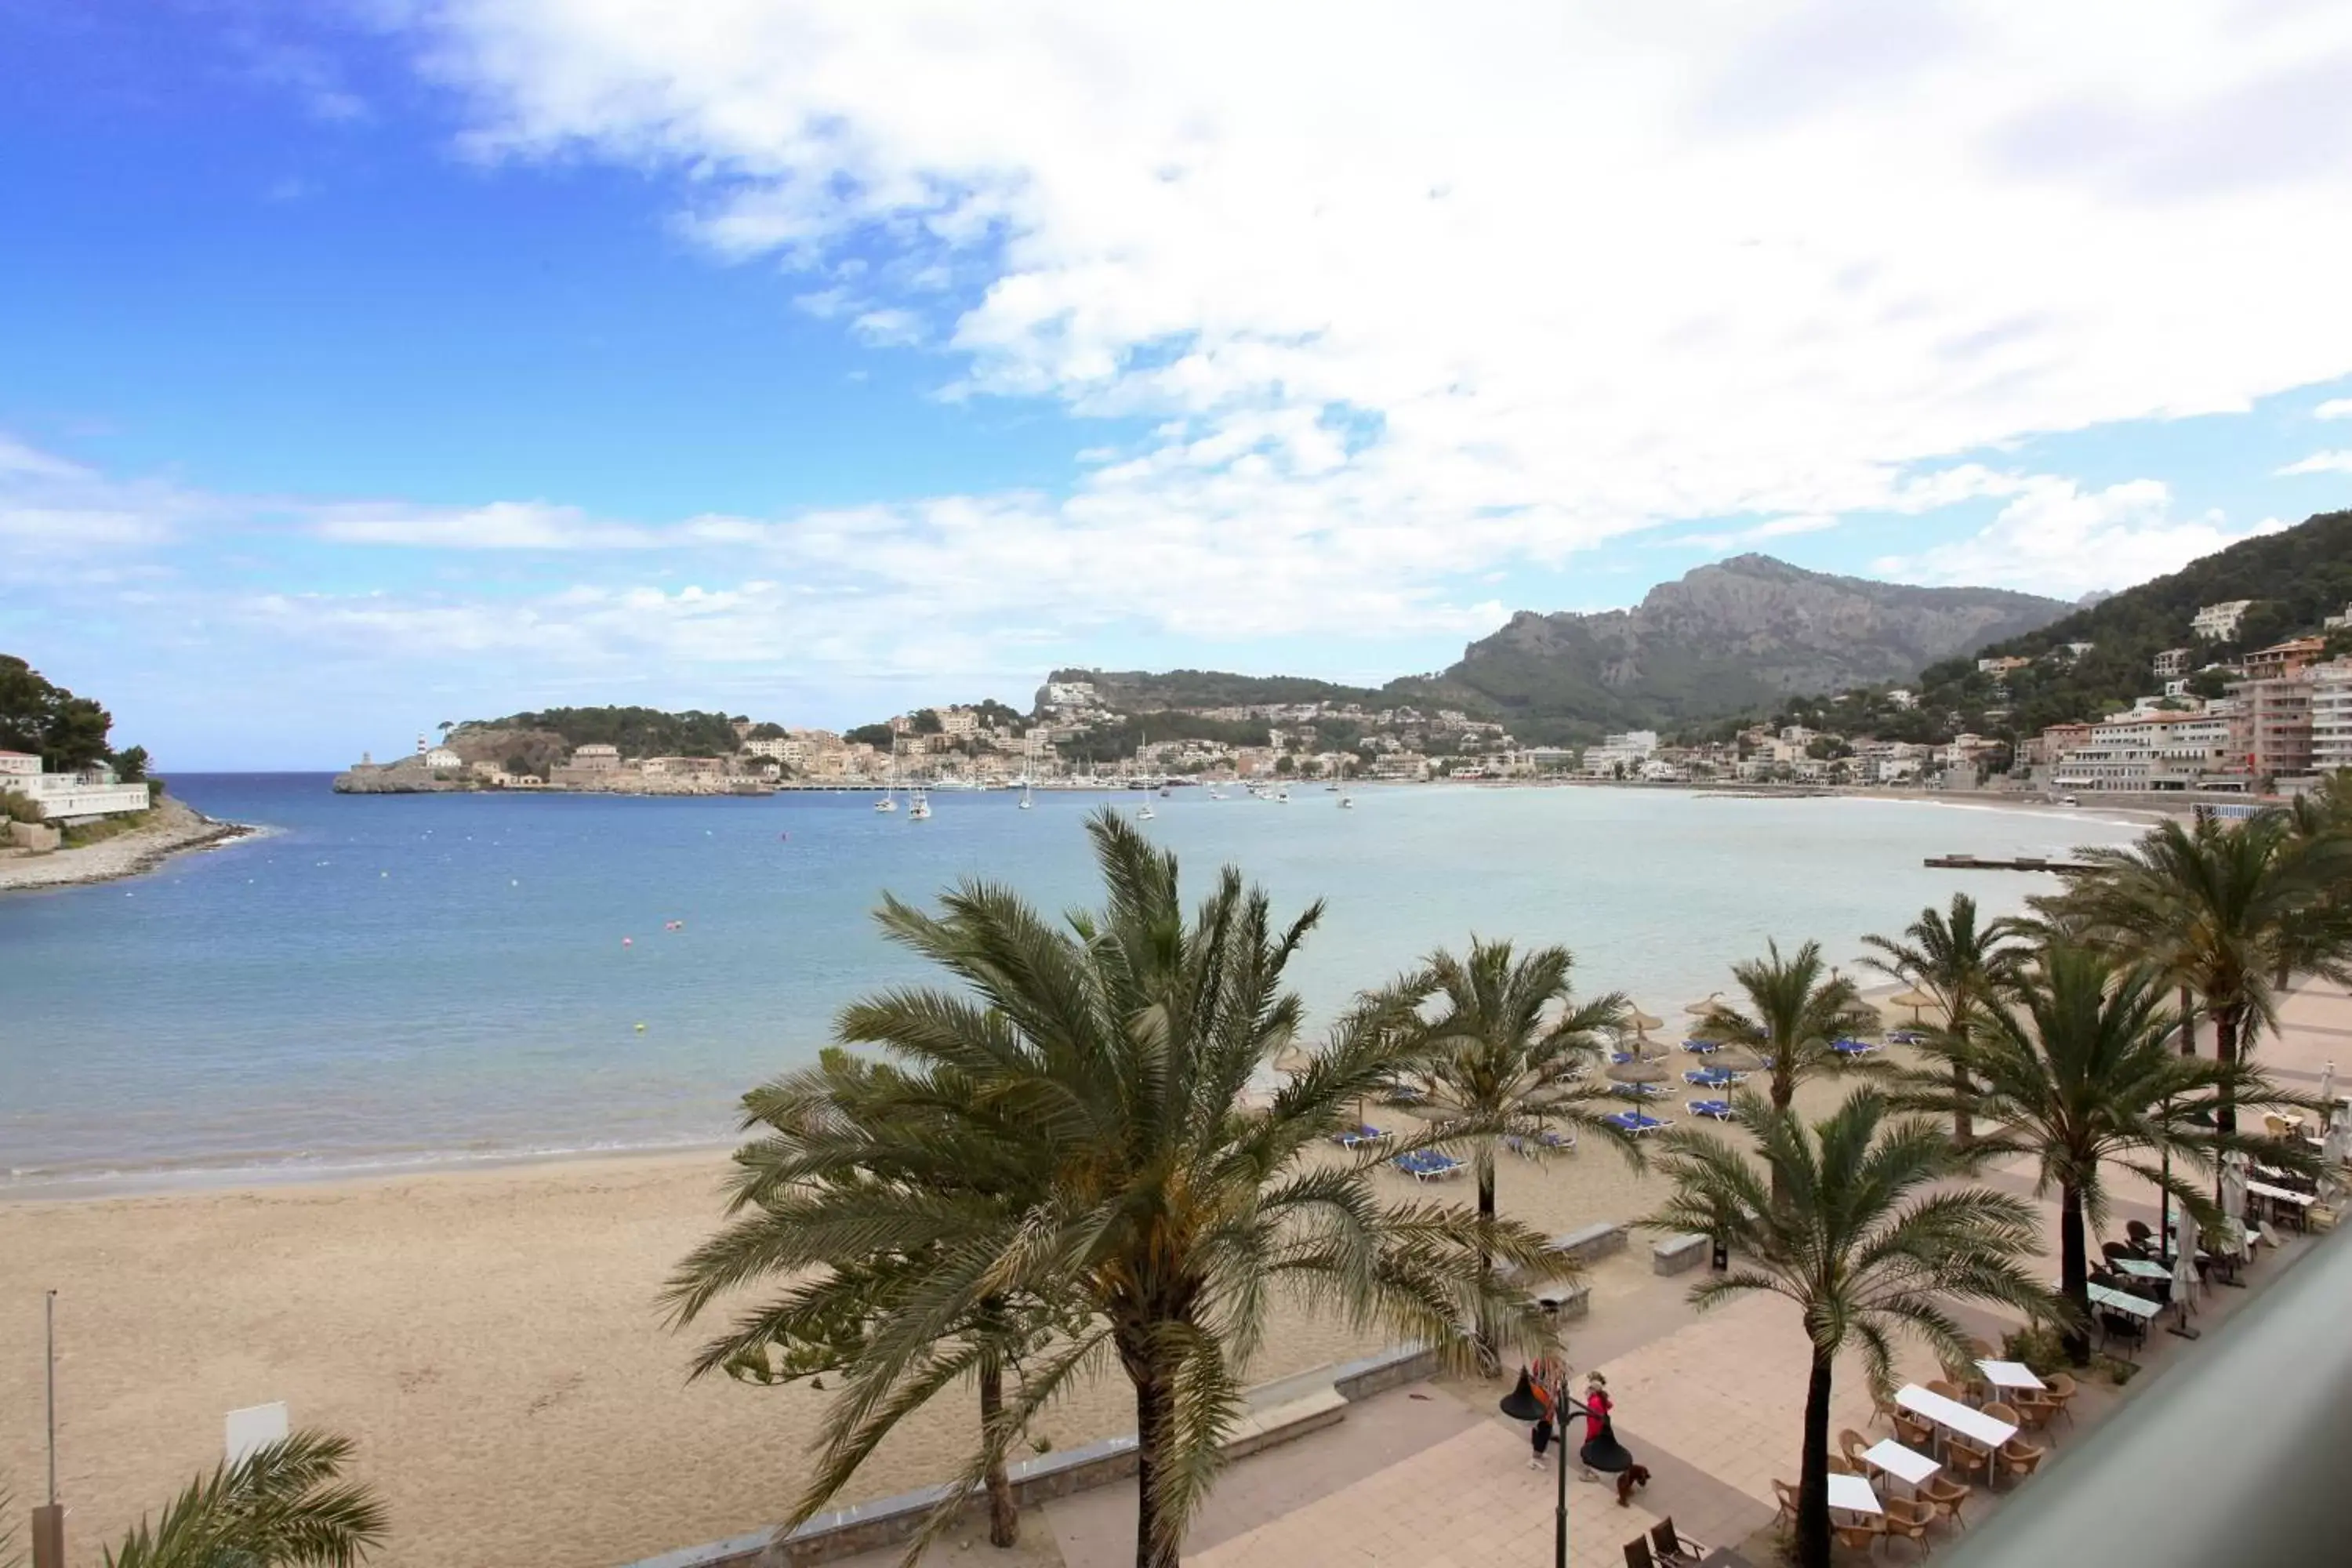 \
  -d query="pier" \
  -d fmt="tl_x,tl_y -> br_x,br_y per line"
1923,853 -> 2092,873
